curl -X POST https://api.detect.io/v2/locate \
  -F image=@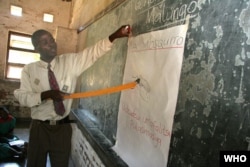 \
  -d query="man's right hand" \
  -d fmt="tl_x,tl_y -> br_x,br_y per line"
41,90 -> 66,101
109,25 -> 131,42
